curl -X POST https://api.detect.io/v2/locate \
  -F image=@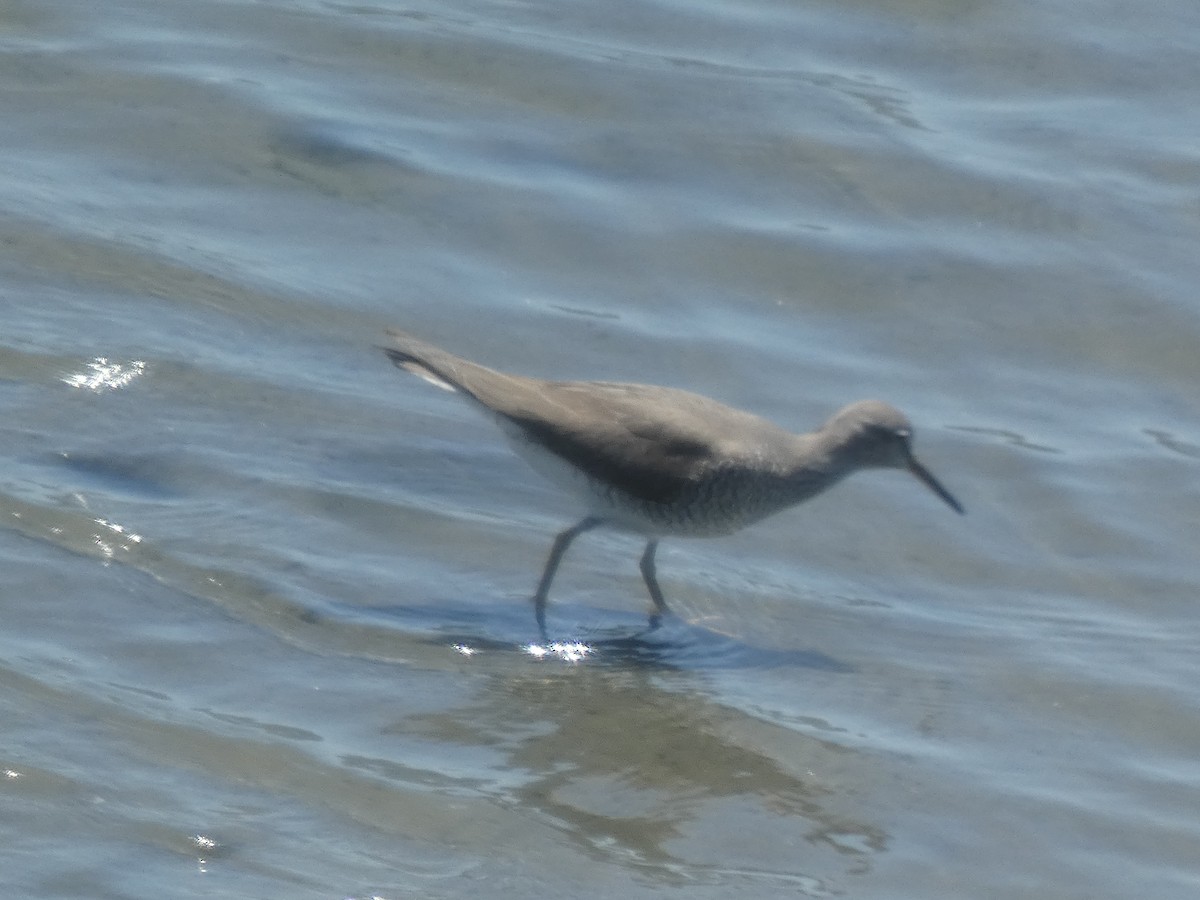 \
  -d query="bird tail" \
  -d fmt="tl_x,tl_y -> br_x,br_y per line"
380,328 -> 545,420
380,328 -> 487,393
